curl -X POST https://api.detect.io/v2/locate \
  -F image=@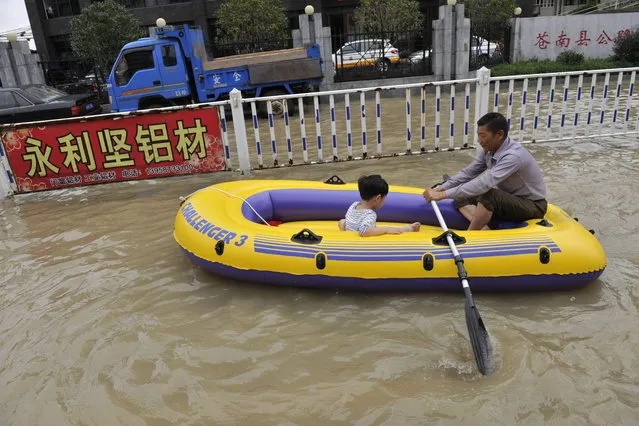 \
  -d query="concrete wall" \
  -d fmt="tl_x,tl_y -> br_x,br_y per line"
0,40 -> 45,87
512,12 -> 639,61
432,4 -> 471,81
292,13 -> 334,89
